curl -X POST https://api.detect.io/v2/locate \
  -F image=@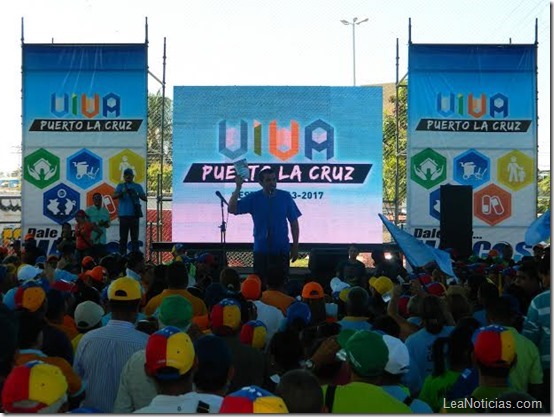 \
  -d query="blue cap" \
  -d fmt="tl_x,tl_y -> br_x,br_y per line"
286,301 -> 311,329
